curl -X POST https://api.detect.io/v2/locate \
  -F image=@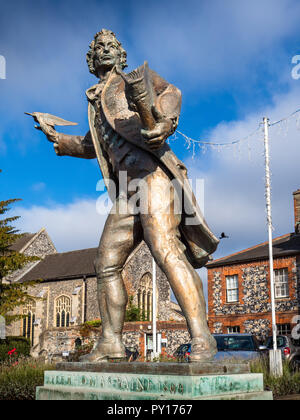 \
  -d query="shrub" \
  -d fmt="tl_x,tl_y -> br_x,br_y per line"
0,337 -> 31,362
0,357 -> 54,400
250,357 -> 300,398
79,320 -> 101,337
83,319 -> 102,328
125,296 -> 142,322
